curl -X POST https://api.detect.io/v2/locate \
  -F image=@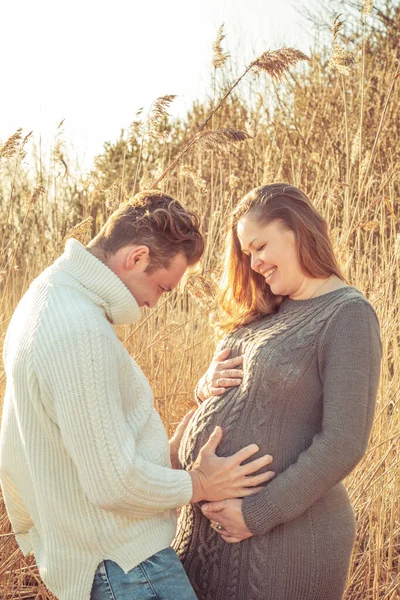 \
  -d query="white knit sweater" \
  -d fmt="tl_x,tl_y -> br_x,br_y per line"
0,239 -> 193,600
